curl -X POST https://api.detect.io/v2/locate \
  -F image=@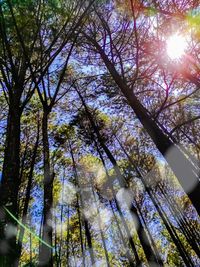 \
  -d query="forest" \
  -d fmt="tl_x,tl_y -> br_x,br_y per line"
0,0 -> 200,266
